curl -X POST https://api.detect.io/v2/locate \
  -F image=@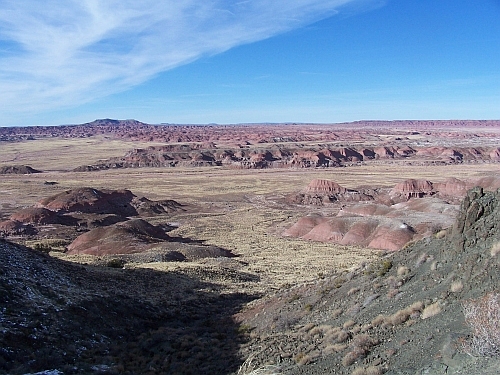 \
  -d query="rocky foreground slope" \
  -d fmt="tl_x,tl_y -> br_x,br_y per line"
235,187 -> 500,374
0,240 -> 255,374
